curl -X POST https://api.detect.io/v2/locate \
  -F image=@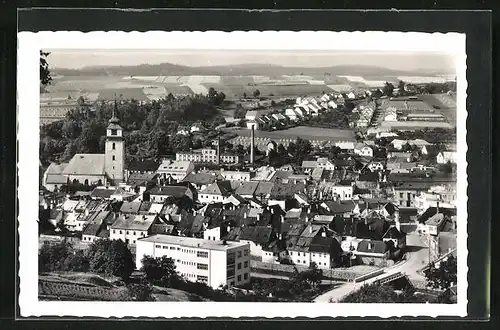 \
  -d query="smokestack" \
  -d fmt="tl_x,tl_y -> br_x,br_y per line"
250,125 -> 255,165
436,201 -> 440,214
217,136 -> 221,165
